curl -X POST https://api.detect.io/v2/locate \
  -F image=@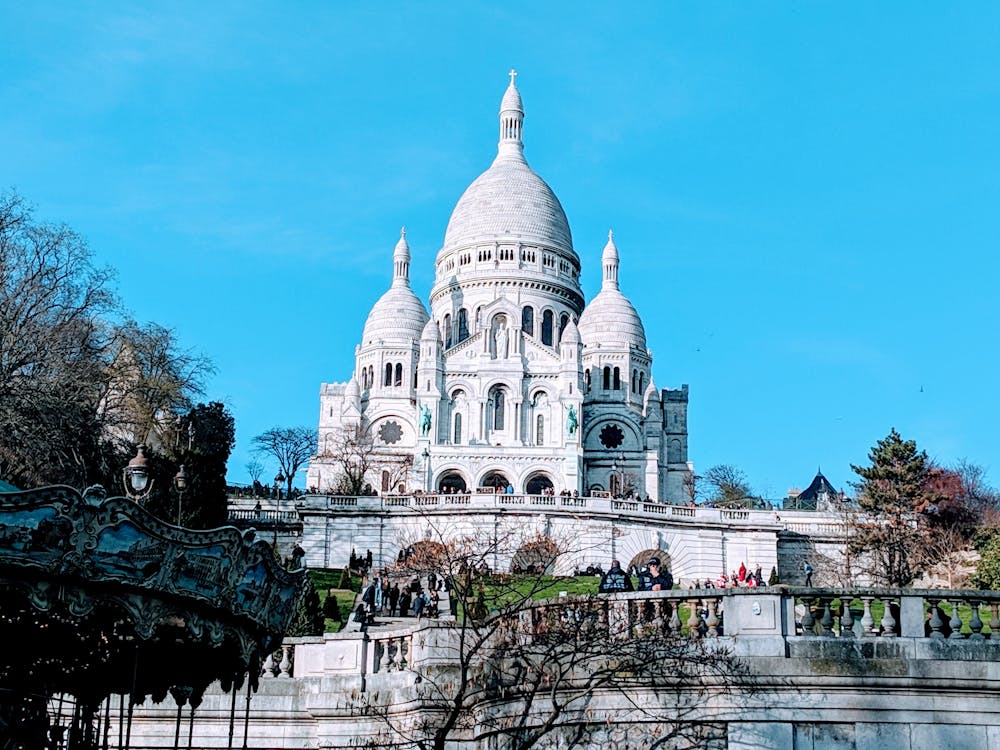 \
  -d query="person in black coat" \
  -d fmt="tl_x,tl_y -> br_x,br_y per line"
388,583 -> 400,616
398,590 -> 412,617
